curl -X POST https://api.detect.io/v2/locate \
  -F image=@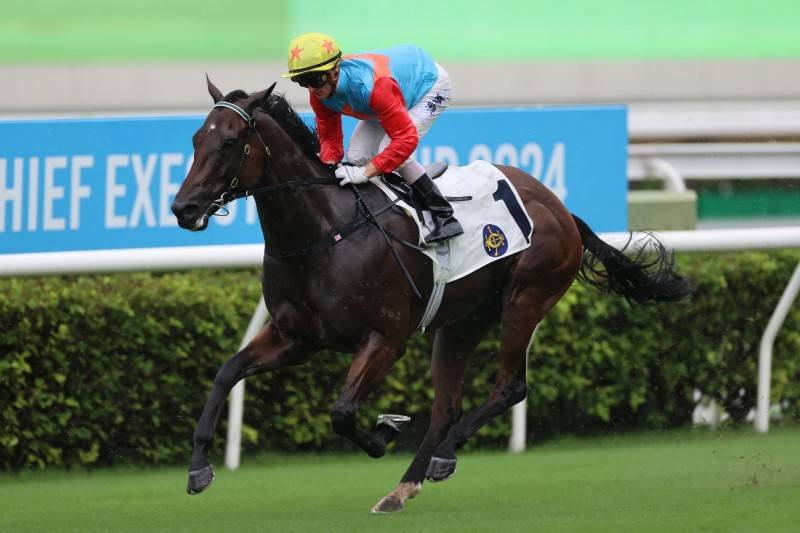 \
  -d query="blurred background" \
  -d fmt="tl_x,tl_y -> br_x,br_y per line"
4,0 -> 800,227
2,2 -> 800,530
